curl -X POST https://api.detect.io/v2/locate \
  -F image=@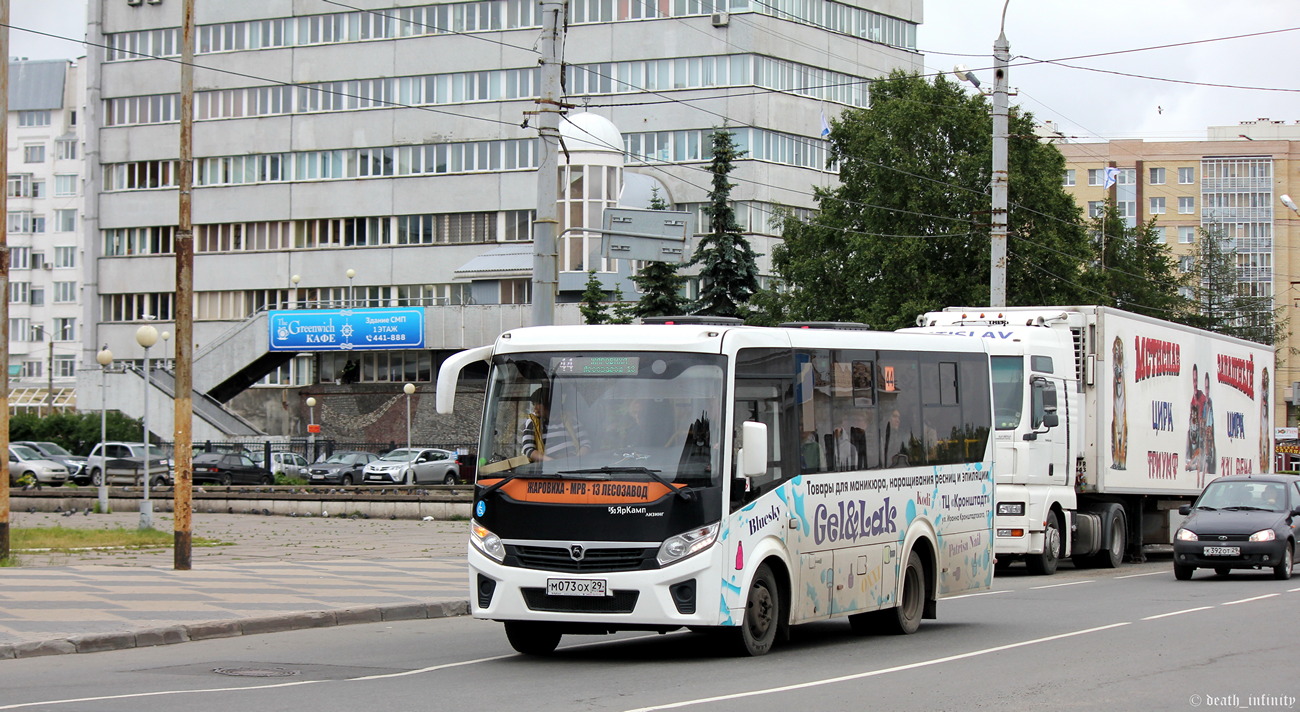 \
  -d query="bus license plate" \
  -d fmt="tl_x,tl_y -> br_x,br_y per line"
546,578 -> 608,597
1203,546 -> 1240,556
